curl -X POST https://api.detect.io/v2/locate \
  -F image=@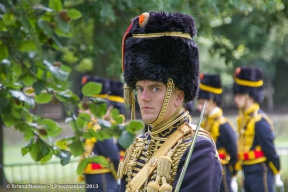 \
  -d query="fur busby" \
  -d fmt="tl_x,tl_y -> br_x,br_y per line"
80,75 -> 110,99
198,74 -> 222,106
109,80 -> 126,114
233,67 -> 264,103
122,11 -> 199,102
